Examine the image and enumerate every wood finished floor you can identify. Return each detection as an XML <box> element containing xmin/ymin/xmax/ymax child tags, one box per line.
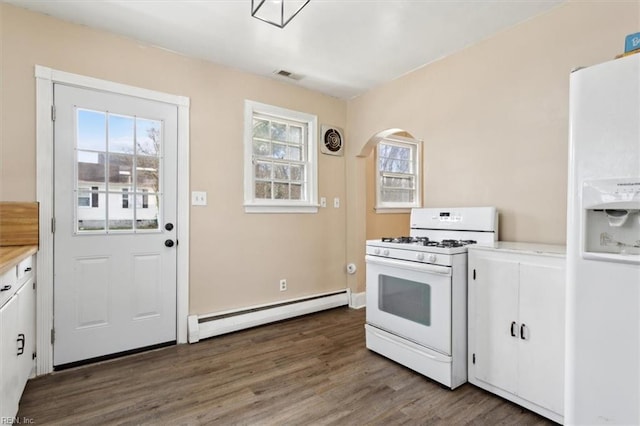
<box><xmin>18</xmin><ymin>307</ymin><xmax>553</xmax><ymax>425</ymax></box>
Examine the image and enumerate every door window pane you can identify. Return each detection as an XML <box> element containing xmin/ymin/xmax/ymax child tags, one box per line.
<box><xmin>136</xmin><ymin>118</ymin><xmax>161</xmax><ymax>156</ymax></box>
<box><xmin>108</xmin><ymin>114</ymin><xmax>134</xmax><ymax>154</ymax></box>
<box><xmin>77</xmin><ymin>190</ymin><xmax>105</xmax><ymax>231</ymax></box>
<box><xmin>108</xmin><ymin>192</ymin><xmax>133</xmax><ymax>231</ymax></box>
<box><xmin>136</xmin><ymin>192</ymin><xmax>159</xmax><ymax>230</ymax></box>
<box><xmin>77</xmin><ymin>151</ymin><xmax>106</xmax><ymax>186</ymax></box>
<box><xmin>109</xmin><ymin>154</ymin><xmax>134</xmax><ymax>185</ymax></box>
<box><xmin>136</xmin><ymin>156</ymin><xmax>160</xmax><ymax>193</ymax></box>
<box><xmin>77</xmin><ymin>109</ymin><xmax>106</xmax><ymax>151</ymax></box>
<box><xmin>379</xmin><ymin>275</ymin><xmax>431</xmax><ymax>326</ymax></box>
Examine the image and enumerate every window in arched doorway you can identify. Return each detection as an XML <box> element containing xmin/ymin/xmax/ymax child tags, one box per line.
<box><xmin>375</xmin><ymin>135</ymin><xmax>422</xmax><ymax>212</ymax></box>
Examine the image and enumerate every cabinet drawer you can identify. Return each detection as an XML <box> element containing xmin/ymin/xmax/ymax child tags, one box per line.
<box><xmin>16</xmin><ymin>257</ymin><xmax>33</xmax><ymax>281</ymax></box>
<box><xmin>0</xmin><ymin>266</ymin><xmax>18</xmax><ymax>307</ymax></box>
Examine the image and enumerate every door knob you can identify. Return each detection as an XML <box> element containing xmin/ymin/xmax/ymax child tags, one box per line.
<box><xmin>165</xmin><ymin>223</ymin><xmax>174</xmax><ymax>231</ymax></box>
<box><xmin>164</xmin><ymin>239</ymin><xmax>175</xmax><ymax>248</ymax></box>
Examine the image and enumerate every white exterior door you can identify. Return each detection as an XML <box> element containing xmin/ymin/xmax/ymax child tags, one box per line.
<box><xmin>53</xmin><ymin>84</ymin><xmax>178</xmax><ymax>366</ymax></box>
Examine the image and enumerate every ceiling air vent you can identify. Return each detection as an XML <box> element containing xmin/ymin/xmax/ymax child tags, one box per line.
<box><xmin>273</xmin><ymin>69</ymin><xmax>304</xmax><ymax>81</ymax></box>
<box><xmin>320</xmin><ymin>125</ymin><xmax>344</xmax><ymax>156</ymax></box>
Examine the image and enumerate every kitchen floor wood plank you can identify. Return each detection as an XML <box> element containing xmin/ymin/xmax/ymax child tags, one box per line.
<box><xmin>18</xmin><ymin>307</ymin><xmax>554</xmax><ymax>425</ymax></box>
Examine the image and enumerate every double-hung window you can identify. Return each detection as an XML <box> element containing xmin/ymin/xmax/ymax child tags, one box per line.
<box><xmin>376</xmin><ymin>136</ymin><xmax>422</xmax><ymax>212</ymax></box>
<box><xmin>244</xmin><ymin>100</ymin><xmax>318</xmax><ymax>213</ymax></box>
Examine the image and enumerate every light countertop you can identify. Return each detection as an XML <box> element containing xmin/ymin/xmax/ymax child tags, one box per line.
<box><xmin>0</xmin><ymin>245</ymin><xmax>38</xmax><ymax>275</ymax></box>
<box><xmin>469</xmin><ymin>241</ymin><xmax>566</xmax><ymax>257</ymax></box>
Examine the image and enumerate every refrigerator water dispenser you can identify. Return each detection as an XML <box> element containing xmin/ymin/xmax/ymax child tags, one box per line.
<box><xmin>582</xmin><ymin>178</ymin><xmax>640</xmax><ymax>262</ymax></box>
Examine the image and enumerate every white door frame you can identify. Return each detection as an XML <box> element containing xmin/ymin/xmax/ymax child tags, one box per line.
<box><xmin>35</xmin><ymin>65</ymin><xmax>190</xmax><ymax>375</ymax></box>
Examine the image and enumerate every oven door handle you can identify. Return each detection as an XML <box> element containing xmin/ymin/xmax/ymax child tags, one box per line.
<box><xmin>365</xmin><ymin>255</ymin><xmax>452</xmax><ymax>276</ymax></box>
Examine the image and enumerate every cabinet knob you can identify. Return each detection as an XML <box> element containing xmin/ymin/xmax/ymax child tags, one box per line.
<box><xmin>510</xmin><ymin>321</ymin><xmax>517</xmax><ymax>337</ymax></box>
<box><xmin>0</xmin><ymin>285</ymin><xmax>11</xmax><ymax>292</ymax></box>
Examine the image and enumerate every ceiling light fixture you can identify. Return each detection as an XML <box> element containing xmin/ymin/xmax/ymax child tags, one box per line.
<box><xmin>251</xmin><ymin>0</ymin><xmax>310</xmax><ymax>29</ymax></box>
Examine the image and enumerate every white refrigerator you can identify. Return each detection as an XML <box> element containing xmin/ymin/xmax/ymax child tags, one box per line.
<box><xmin>566</xmin><ymin>54</ymin><xmax>640</xmax><ymax>425</ymax></box>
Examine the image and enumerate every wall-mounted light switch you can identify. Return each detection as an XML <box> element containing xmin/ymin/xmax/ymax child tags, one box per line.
<box><xmin>320</xmin><ymin>197</ymin><xmax>327</xmax><ymax>208</ymax></box>
<box><xmin>334</xmin><ymin>197</ymin><xmax>340</xmax><ymax>208</ymax></box>
<box><xmin>192</xmin><ymin>191</ymin><xmax>207</xmax><ymax>206</ymax></box>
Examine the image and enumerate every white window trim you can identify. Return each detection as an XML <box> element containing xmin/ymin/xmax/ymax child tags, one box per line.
<box><xmin>35</xmin><ymin>65</ymin><xmax>190</xmax><ymax>375</ymax></box>
<box><xmin>243</xmin><ymin>100</ymin><xmax>318</xmax><ymax>214</ymax></box>
<box><xmin>375</xmin><ymin>135</ymin><xmax>422</xmax><ymax>213</ymax></box>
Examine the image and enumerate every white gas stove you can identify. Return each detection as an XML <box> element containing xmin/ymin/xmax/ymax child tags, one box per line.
<box><xmin>365</xmin><ymin>207</ymin><xmax>498</xmax><ymax>389</ymax></box>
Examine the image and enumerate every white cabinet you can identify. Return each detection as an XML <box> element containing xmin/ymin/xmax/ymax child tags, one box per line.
<box><xmin>0</xmin><ymin>294</ymin><xmax>20</xmax><ymax>420</ymax></box>
<box><xmin>0</xmin><ymin>255</ymin><xmax>36</xmax><ymax>423</ymax></box>
<box><xmin>468</xmin><ymin>243</ymin><xmax>565</xmax><ymax>424</ymax></box>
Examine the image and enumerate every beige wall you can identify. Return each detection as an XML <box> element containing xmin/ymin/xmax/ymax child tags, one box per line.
<box><xmin>346</xmin><ymin>1</ymin><xmax>639</xmax><ymax>293</ymax></box>
<box><xmin>0</xmin><ymin>4</ymin><xmax>347</xmax><ymax>315</ymax></box>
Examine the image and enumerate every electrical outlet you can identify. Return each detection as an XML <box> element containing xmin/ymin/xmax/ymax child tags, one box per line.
<box><xmin>191</xmin><ymin>191</ymin><xmax>207</xmax><ymax>206</ymax></box>
<box><xmin>279</xmin><ymin>279</ymin><xmax>287</xmax><ymax>291</ymax></box>
<box><xmin>333</xmin><ymin>197</ymin><xmax>340</xmax><ymax>208</ymax></box>
<box><xmin>320</xmin><ymin>197</ymin><xmax>327</xmax><ymax>208</ymax></box>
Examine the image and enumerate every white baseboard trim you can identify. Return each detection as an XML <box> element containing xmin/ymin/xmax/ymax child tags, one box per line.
<box><xmin>188</xmin><ymin>290</ymin><xmax>349</xmax><ymax>343</ymax></box>
<box><xmin>350</xmin><ymin>291</ymin><xmax>366</xmax><ymax>309</ymax></box>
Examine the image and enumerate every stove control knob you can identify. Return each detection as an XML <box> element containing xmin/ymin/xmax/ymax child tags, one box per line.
<box><xmin>427</xmin><ymin>254</ymin><xmax>437</xmax><ymax>263</ymax></box>
<box><xmin>373</xmin><ymin>248</ymin><xmax>381</xmax><ymax>255</ymax></box>
<box><xmin>416</xmin><ymin>253</ymin><xmax>425</xmax><ymax>261</ymax></box>
<box><xmin>383</xmin><ymin>249</ymin><xmax>390</xmax><ymax>256</ymax></box>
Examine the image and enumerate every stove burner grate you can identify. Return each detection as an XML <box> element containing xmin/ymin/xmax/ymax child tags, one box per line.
<box><xmin>381</xmin><ymin>236</ymin><xmax>477</xmax><ymax>248</ymax></box>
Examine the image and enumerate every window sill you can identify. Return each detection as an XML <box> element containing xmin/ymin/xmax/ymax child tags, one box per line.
<box><xmin>374</xmin><ymin>207</ymin><xmax>413</xmax><ymax>214</ymax></box>
<box><xmin>244</xmin><ymin>204</ymin><xmax>319</xmax><ymax>214</ymax></box>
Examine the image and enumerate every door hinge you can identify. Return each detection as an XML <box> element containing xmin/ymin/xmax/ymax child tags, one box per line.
<box><xmin>473</xmin><ymin>269</ymin><xmax>476</xmax><ymax>280</ymax></box>
<box><xmin>51</xmin><ymin>105</ymin><xmax>56</xmax><ymax>121</ymax></box>
<box><xmin>50</xmin><ymin>328</ymin><xmax>55</xmax><ymax>344</ymax></box>
<box><xmin>51</xmin><ymin>217</ymin><xmax>56</xmax><ymax>233</ymax></box>
<box><xmin>472</xmin><ymin>353</ymin><xmax>476</xmax><ymax>364</ymax></box>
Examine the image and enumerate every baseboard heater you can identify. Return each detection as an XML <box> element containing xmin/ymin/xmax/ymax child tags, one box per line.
<box><xmin>187</xmin><ymin>289</ymin><xmax>350</xmax><ymax>343</ymax></box>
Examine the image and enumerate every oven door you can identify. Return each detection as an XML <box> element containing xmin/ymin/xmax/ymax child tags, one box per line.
<box><xmin>365</xmin><ymin>255</ymin><xmax>452</xmax><ymax>355</ymax></box>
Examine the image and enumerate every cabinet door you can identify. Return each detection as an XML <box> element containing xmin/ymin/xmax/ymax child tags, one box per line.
<box><xmin>0</xmin><ymin>296</ymin><xmax>20</xmax><ymax>420</ymax></box>
<box><xmin>17</xmin><ymin>281</ymin><xmax>36</xmax><ymax>387</ymax></box>
<box><xmin>473</xmin><ymin>255</ymin><xmax>520</xmax><ymax>394</ymax></box>
<box><xmin>518</xmin><ymin>261</ymin><xmax>565</xmax><ymax>415</ymax></box>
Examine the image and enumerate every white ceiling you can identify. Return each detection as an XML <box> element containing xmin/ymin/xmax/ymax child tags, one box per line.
<box><xmin>4</xmin><ymin>0</ymin><xmax>565</xmax><ymax>99</ymax></box>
